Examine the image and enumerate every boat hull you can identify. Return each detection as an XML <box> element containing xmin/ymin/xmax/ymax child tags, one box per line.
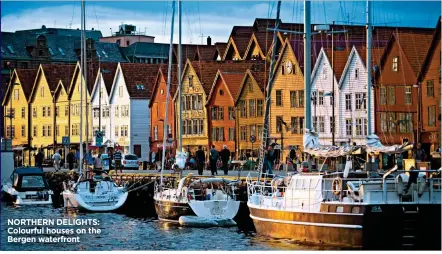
<box><xmin>62</xmin><ymin>191</ymin><xmax>128</xmax><ymax>212</ymax></box>
<box><xmin>249</xmin><ymin>204</ymin><xmax>442</xmax><ymax>249</ymax></box>
<box><xmin>189</xmin><ymin>200</ymin><xmax>240</xmax><ymax>220</ymax></box>
<box><xmin>154</xmin><ymin>199</ymin><xmax>194</xmax><ymax>222</ymax></box>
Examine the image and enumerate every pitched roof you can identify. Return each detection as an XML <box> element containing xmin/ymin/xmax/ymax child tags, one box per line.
<box><xmin>253</xmin><ymin>18</ymin><xmax>281</xmax><ymax>32</ymax></box>
<box><xmin>149</xmin><ymin>64</ymin><xmax>179</xmax><ymax>108</ymax></box>
<box><xmin>395</xmin><ymin>30</ymin><xmax>434</xmax><ymax>76</ymax></box>
<box><xmin>16</xmin><ymin>69</ymin><xmax>38</xmax><ymax>101</ymax></box>
<box><xmin>194</xmin><ymin>45</ymin><xmax>218</xmax><ymax>61</ymax></box>
<box><xmin>206</xmin><ymin>71</ymin><xmax>245</xmax><ymax>104</ymax></box>
<box><xmin>188</xmin><ymin>60</ymin><xmax>265</xmax><ymax>96</ymax></box>
<box><xmin>40</xmin><ymin>63</ymin><xmax>77</xmax><ymax>92</ymax></box>
<box><xmin>323</xmin><ymin>48</ymin><xmax>353</xmax><ymax>81</ymax></box>
<box><xmin>234</xmin><ymin>69</ymin><xmax>268</xmax><ymax>105</ymax></box>
<box><xmin>418</xmin><ymin>17</ymin><xmax>441</xmax><ymax>81</ymax></box>
<box><xmin>173</xmin><ymin>44</ymin><xmax>199</xmax><ymax>64</ymax></box>
<box><xmin>100</xmin><ymin>63</ymin><xmax>119</xmax><ymax>95</ymax></box>
<box><xmin>123</xmin><ymin>42</ymin><xmax>169</xmax><ymax>60</ymax></box>
<box><xmin>215</xmin><ymin>42</ymin><xmax>228</xmax><ymax>58</ymax></box>
<box><xmin>120</xmin><ymin>63</ymin><xmax>160</xmax><ymax>99</ymax></box>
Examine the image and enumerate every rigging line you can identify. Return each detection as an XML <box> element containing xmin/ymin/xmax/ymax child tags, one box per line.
<box><xmin>93</xmin><ymin>3</ymin><xmax>100</xmax><ymax>31</ymax></box>
<box><xmin>70</xmin><ymin>1</ymin><xmax>76</xmax><ymax>29</ymax></box>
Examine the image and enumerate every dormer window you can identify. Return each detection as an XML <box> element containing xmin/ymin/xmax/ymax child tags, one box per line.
<box><xmin>136</xmin><ymin>84</ymin><xmax>145</xmax><ymax>90</ymax></box>
<box><xmin>101</xmin><ymin>51</ymin><xmax>108</xmax><ymax>58</ymax></box>
<box><xmin>188</xmin><ymin>75</ymin><xmax>193</xmax><ymax>87</ymax></box>
<box><xmin>58</xmin><ymin>48</ymin><xmax>65</xmax><ymax>56</ymax></box>
<box><xmin>392</xmin><ymin>57</ymin><xmax>399</xmax><ymax>72</ymax></box>
<box><xmin>7</xmin><ymin>45</ymin><xmax>15</xmax><ymax>54</ymax></box>
<box><xmin>48</xmin><ymin>48</ymin><xmax>54</xmax><ymax>56</ymax></box>
<box><xmin>37</xmin><ymin>36</ymin><xmax>46</xmax><ymax>47</ymax></box>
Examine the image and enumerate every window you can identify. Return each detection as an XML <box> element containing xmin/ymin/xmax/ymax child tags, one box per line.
<box><xmin>228</xmin><ymin>128</ymin><xmax>235</xmax><ymax>141</ymax></box>
<box><xmin>239</xmin><ymin>100</ymin><xmax>247</xmax><ymax>117</ymax></box>
<box><xmin>313</xmin><ymin>117</ymin><xmax>317</xmax><ymax>132</ymax></box>
<box><xmin>392</xmin><ymin>57</ymin><xmax>398</xmax><ymax>72</ymax></box>
<box><xmin>298</xmin><ymin>91</ymin><xmax>304</xmax><ymax>107</ymax></box>
<box><xmin>318</xmin><ymin>91</ymin><xmax>324</xmax><ymax>105</ymax></box>
<box><xmin>72</xmin><ymin>124</ymin><xmax>79</xmax><ymax>136</ymax></box>
<box><xmin>380</xmin><ymin>87</ymin><xmax>386</xmax><ymax>105</ymax></box>
<box><xmin>228</xmin><ymin>107</ymin><xmax>234</xmax><ymax>120</ymax></box>
<box><xmin>387</xmin><ymin>86</ymin><xmax>395</xmax><ymax>105</ymax></box>
<box><xmin>345</xmin><ymin>94</ymin><xmax>352</xmax><ymax>111</ymax></box>
<box><xmin>13</xmin><ymin>89</ymin><xmax>19</xmax><ymax>100</ymax></box>
<box><xmin>257</xmin><ymin>99</ymin><xmax>263</xmax><ymax>116</ymax></box>
<box><xmin>323</xmin><ymin>64</ymin><xmax>327</xmax><ymax>79</ymax></box>
<box><xmin>398</xmin><ymin>113</ymin><xmax>413</xmax><ymax>132</ymax></box>
<box><xmin>93</xmin><ymin>108</ymin><xmax>99</xmax><ymax>118</ymax></box>
<box><xmin>33</xmin><ymin>107</ymin><xmax>37</xmax><ymax>117</ymax></box>
<box><xmin>33</xmin><ymin>126</ymin><xmax>37</xmax><ymax>137</ymax></box>
<box><xmin>42</xmin><ymin>125</ymin><xmax>46</xmax><ymax>137</ymax></box>
<box><xmin>183</xmin><ymin>120</ymin><xmax>188</xmax><ymax>135</ymax></box>
<box><xmin>290</xmin><ymin>91</ymin><xmax>297</xmax><ymax>108</ymax></box>
<box><xmin>345</xmin><ymin>119</ymin><xmax>352</xmax><ymax>136</ymax></box>
<box><xmin>218</xmin><ymin>106</ymin><xmax>224</xmax><ymax>120</ymax></box>
<box><xmin>118</xmin><ymin>86</ymin><xmax>123</xmax><ymax>97</ymax></box>
<box><xmin>312</xmin><ymin>92</ymin><xmax>317</xmax><ymax>105</ymax></box>
<box><xmin>427</xmin><ymin>80</ymin><xmax>434</xmax><ymax>97</ymax></box>
<box><xmin>193</xmin><ymin>119</ymin><xmax>198</xmax><ymax>135</ymax></box>
<box><xmin>121</xmin><ymin>125</ymin><xmax>128</xmax><ymax>137</ymax></box>
<box><xmin>167</xmin><ymin>125</ymin><xmax>172</xmax><ymax>135</ymax></box>
<box><xmin>115</xmin><ymin>126</ymin><xmax>119</xmax><ymax>137</ymax></box>
<box><xmin>250</xmin><ymin>125</ymin><xmax>256</xmax><ymax>137</ymax></box>
<box><xmin>21</xmin><ymin>107</ymin><xmax>25</xmax><ymax>119</ymax></box>
<box><xmin>219</xmin><ymin>89</ymin><xmax>224</xmax><ymax>96</ymax></box>
<box><xmin>47</xmin><ymin>107</ymin><xmax>51</xmax><ymax>117</ymax></box>
<box><xmin>275</xmin><ymin>90</ymin><xmax>282</xmax><ymax>106</ymax></box>
<box><xmin>257</xmin><ymin>125</ymin><xmax>263</xmax><ymax>140</ymax></box>
<box><xmin>318</xmin><ymin>116</ymin><xmax>324</xmax><ymax>133</ymax></box>
<box><xmin>355</xmin><ymin>118</ymin><xmax>363</xmax><ymax>136</ymax></box>
<box><xmin>291</xmin><ymin>117</ymin><xmax>298</xmax><ymax>134</ymax></box>
<box><xmin>211</xmin><ymin>127</ymin><xmax>224</xmax><ymax>141</ymax></box>
<box><xmin>428</xmin><ymin>106</ymin><xmax>436</xmax><ymax>126</ymax></box>
<box><xmin>153</xmin><ymin>126</ymin><xmax>158</xmax><ymax>140</ymax></box>
<box><xmin>240</xmin><ymin>126</ymin><xmax>247</xmax><ymax>141</ymax></box>
<box><xmin>40</xmin><ymin>87</ymin><xmax>44</xmax><ymax>97</ymax></box>
<box><xmin>404</xmin><ymin>86</ymin><xmax>412</xmax><ymax>105</ymax></box>
<box><xmin>115</xmin><ymin>106</ymin><xmax>119</xmax><ymax>117</ymax></box>
<box><xmin>355</xmin><ymin>93</ymin><xmax>366</xmax><ymax>110</ymax></box>
<box><xmin>42</xmin><ymin>106</ymin><xmax>46</xmax><ymax>117</ymax></box>
<box><xmin>299</xmin><ymin>117</ymin><xmax>304</xmax><ymax>134</ymax></box>
<box><xmin>199</xmin><ymin>119</ymin><xmax>204</xmax><ymax>135</ymax></box>
<box><xmin>276</xmin><ymin>116</ymin><xmax>283</xmax><ymax>133</ymax></box>
<box><xmin>65</xmin><ymin>106</ymin><xmax>69</xmax><ymax>116</ymax></box>
<box><xmin>102</xmin><ymin>126</ymin><xmax>106</xmax><ymax>136</ymax></box>
<box><xmin>47</xmin><ymin>125</ymin><xmax>52</xmax><ymax>137</ymax></box>
<box><xmin>185</xmin><ymin>95</ymin><xmax>191</xmax><ymax>110</ymax></box>
<box><xmin>6</xmin><ymin>126</ymin><xmax>15</xmax><ymax>138</ymax></box>
<box><xmin>188</xmin><ymin>75</ymin><xmax>193</xmax><ymax>87</ymax></box>
<box><xmin>121</xmin><ymin>105</ymin><xmax>129</xmax><ymax>117</ymax></box>
<box><xmin>388</xmin><ymin>113</ymin><xmax>396</xmax><ymax>132</ymax></box>
<box><xmin>249</xmin><ymin>100</ymin><xmax>255</xmax><ymax>117</ymax></box>
<box><xmin>65</xmin><ymin>125</ymin><xmax>69</xmax><ymax>136</ymax></box>
<box><xmin>211</xmin><ymin>106</ymin><xmax>224</xmax><ymax>120</ymax></box>
<box><xmin>355</xmin><ymin>68</ymin><xmax>359</xmax><ymax>80</ymax></box>
<box><xmin>21</xmin><ymin>125</ymin><xmax>25</xmax><ymax>137</ymax></box>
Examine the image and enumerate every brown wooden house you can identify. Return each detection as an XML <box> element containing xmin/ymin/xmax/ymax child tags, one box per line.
<box><xmin>375</xmin><ymin>30</ymin><xmax>434</xmax><ymax>145</ymax></box>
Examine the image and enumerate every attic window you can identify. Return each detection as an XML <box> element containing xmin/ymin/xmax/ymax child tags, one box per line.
<box><xmin>101</xmin><ymin>51</ymin><xmax>108</xmax><ymax>58</ymax></box>
<box><xmin>160</xmin><ymin>89</ymin><xmax>164</xmax><ymax>95</ymax></box>
<box><xmin>219</xmin><ymin>90</ymin><xmax>224</xmax><ymax>96</ymax></box>
<box><xmin>48</xmin><ymin>47</ymin><xmax>55</xmax><ymax>56</ymax></box>
<box><xmin>392</xmin><ymin>57</ymin><xmax>399</xmax><ymax>72</ymax></box>
<box><xmin>7</xmin><ymin>45</ymin><xmax>15</xmax><ymax>54</ymax></box>
<box><xmin>136</xmin><ymin>84</ymin><xmax>145</xmax><ymax>90</ymax></box>
<box><xmin>96</xmin><ymin>51</ymin><xmax>101</xmax><ymax>57</ymax></box>
<box><xmin>188</xmin><ymin>75</ymin><xmax>193</xmax><ymax>87</ymax></box>
<box><xmin>58</xmin><ymin>48</ymin><xmax>65</xmax><ymax>56</ymax></box>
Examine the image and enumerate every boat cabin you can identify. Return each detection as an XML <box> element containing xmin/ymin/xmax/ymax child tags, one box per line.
<box><xmin>10</xmin><ymin>167</ymin><xmax>50</xmax><ymax>192</ymax></box>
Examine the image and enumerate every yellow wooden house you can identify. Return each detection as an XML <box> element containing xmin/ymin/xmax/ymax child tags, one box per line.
<box><xmin>234</xmin><ymin>69</ymin><xmax>267</xmax><ymax>158</ymax></box>
<box><xmin>269</xmin><ymin>39</ymin><xmax>305</xmax><ymax>160</ymax></box>
<box><xmin>54</xmin><ymin>78</ymin><xmax>72</xmax><ymax>145</ymax></box>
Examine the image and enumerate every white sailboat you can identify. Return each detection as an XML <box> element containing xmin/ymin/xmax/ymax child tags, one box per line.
<box><xmin>61</xmin><ymin>0</ymin><xmax>128</xmax><ymax>212</ymax></box>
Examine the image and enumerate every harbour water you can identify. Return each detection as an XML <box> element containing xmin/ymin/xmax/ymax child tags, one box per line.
<box><xmin>1</xmin><ymin>204</ymin><xmax>333</xmax><ymax>251</ymax></box>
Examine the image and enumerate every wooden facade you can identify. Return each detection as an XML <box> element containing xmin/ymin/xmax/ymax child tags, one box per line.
<box><xmin>375</xmin><ymin>31</ymin><xmax>434</xmax><ymax>145</ymax></box>
<box><xmin>269</xmin><ymin>39</ymin><xmax>305</xmax><ymax>160</ymax></box>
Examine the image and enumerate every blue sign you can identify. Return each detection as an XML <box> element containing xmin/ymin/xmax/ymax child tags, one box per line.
<box><xmin>62</xmin><ymin>136</ymin><xmax>70</xmax><ymax>146</ymax></box>
<box><xmin>96</xmin><ymin>131</ymin><xmax>103</xmax><ymax>147</ymax></box>
<box><xmin>250</xmin><ymin>135</ymin><xmax>256</xmax><ymax>144</ymax></box>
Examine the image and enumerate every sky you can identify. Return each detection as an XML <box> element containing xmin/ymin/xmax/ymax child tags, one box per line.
<box><xmin>1</xmin><ymin>1</ymin><xmax>440</xmax><ymax>44</ymax></box>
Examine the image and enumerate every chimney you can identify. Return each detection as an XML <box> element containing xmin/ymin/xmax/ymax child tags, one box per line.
<box><xmin>207</xmin><ymin>36</ymin><xmax>212</xmax><ymax>46</ymax></box>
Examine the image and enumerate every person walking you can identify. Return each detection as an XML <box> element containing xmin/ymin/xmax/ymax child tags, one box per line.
<box><xmin>195</xmin><ymin>146</ymin><xmax>205</xmax><ymax>176</ymax></box>
<box><xmin>415</xmin><ymin>143</ymin><xmax>426</xmax><ymax>162</ymax></box>
<box><xmin>94</xmin><ymin>153</ymin><xmax>103</xmax><ymax>170</ymax></box>
<box><xmin>209</xmin><ymin>145</ymin><xmax>219</xmax><ymax>176</ymax></box>
<box><xmin>265</xmin><ymin>145</ymin><xmax>275</xmax><ymax>175</ymax></box>
<box><xmin>67</xmin><ymin>150</ymin><xmax>75</xmax><ymax>171</ymax></box>
<box><xmin>52</xmin><ymin>150</ymin><xmax>62</xmax><ymax>172</ymax></box>
<box><xmin>114</xmin><ymin>149</ymin><xmax>122</xmax><ymax>174</ymax></box>
<box><xmin>108</xmin><ymin>150</ymin><xmax>114</xmax><ymax>172</ymax></box>
<box><xmin>220</xmin><ymin>145</ymin><xmax>230</xmax><ymax>175</ymax></box>
<box><xmin>35</xmin><ymin>149</ymin><xmax>44</xmax><ymax>170</ymax></box>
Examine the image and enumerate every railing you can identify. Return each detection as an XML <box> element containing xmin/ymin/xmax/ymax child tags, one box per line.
<box><xmin>246</xmin><ymin>172</ymin><xmax>441</xmax><ymax>211</ymax></box>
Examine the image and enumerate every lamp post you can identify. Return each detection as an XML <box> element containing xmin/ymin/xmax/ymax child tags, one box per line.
<box><xmin>413</xmin><ymin>82</ymin><xmax>421</xmax><ymax>143</ymax></box>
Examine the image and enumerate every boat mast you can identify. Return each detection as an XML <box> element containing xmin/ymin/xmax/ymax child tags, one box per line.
<box><xmin>366</xmin><ymin>0</ymin><xmax>372</xmax><ymax>136</ymax></box>
<box><xmin>160</xmin><ymin>0</ymin><xmax>176</xmax><ymax>186</ymax></box>
<box><xmin>79</xmin><ymin>0</ymin><xmax>85</xmax><ymax>174</ymax></box>
<box><xmin>256</xmin><ymin>0</ymin><xmax>281</xmax><ymax>173</ymax></box>
<box><xmin>178</xmin><ymin>0</ymin><xmax>182</xmax><ymax>153</ymax></box>
<box><xmin>304</xmin><ymin>0</ymin><xmax>312</xmax><ymax>133</ymax></box>
<box><xmin>84</xmin><ymin>1</ymin><xmax>89</xmax><ymax>159</ymax></box>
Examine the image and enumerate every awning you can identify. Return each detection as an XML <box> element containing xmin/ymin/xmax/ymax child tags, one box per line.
<box><xmin>305</xmin><ymin>145</ymin><xmax>365</xmax><ymax>158</ymax></box>
<box><xmin>12</xmin><ymin>145</ymin><xmax>26</xmax><ymax>151</ymax></box>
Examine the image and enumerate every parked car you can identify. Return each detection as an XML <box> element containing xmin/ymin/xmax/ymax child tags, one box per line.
<box><xmin>122</xmin><ymin>154</ymin><xmax>140</xmax><ymax>169</ymax></box>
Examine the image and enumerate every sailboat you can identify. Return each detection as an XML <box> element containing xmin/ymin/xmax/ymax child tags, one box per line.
<box><xmin>61</xmin><ymin>0</ymin><xmax>128</xmax><ymax>212</ymax></box>
<box><xmin>153</xmin><ymin>1</ymin><xmax>241</xmax><ymax>225</ymax></box>
<box><xmin>246</xmin><ymin>0</ymin><xmax>441</xmax><ymax>249</ymax></box>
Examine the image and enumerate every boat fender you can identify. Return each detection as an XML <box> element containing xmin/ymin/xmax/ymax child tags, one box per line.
<box><xmin>396</xmin><ymin>173</ymin><xmax>409</xmax><ymax>196</ymax></box>
<box><xmin>417</xmin><ymin>173</ymin><xmax>426</xmax><ymax>197</ymax></box>
<box><xmin>332</xmin><ymin>177</ymin><xmax>342</xmax><ymax>196</ymax></box>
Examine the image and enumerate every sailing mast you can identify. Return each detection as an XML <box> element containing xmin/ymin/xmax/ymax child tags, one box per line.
<box><xmin>366</xmin><ymin>0</ymin><xmax>372</xmax><ymax>136</ymax></box>
<box><xmin>178</xmin><ymin>0</ymin><xmax>182</xmax><ymax>153</ymax></box>
<box><xmin>304</xmin><ymin>1</ymin><xmax>312</xmax><ymax>134</ymax></box>
<box><xmin>79</xmin><ymin>0</ymin><xmax>85</xmax><ymax>173</ymax></box>
<box><xmin>160</xmin><ymin>1</ymin><xmax>176</xmax><ymax>186</ymax></box>
<box><xmin>84</xmin><ymin>1</ymin><xmax>89</xmax><ymax>159</ymax></box>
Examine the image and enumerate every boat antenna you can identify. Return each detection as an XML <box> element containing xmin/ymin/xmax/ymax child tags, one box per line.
<box><xmin>256</xmin><ymin>0</ymin><xmax>281</xmax><ymax>176</ymax></box>
<box><xmin>160</xmin><ymin>0</ymin><xmax>176</xmax><ymax>186</ymax></box>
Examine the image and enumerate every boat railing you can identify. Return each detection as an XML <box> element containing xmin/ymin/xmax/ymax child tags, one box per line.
<box><xmin>246</xmin><ymin>172</ymin><xmax>441</xmax><ymax>210</ymax></box>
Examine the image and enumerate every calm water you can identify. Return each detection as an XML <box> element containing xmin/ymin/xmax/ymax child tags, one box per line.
<box><xmin>1</xmin><ymin>204</ymin><xmax>330</xmax><ymax>251</ymax></box>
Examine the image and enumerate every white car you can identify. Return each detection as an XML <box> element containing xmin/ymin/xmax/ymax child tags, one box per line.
<box><xmin>122</xmin><ymin>154</ymin><xmax>140</xmax><ymax>169</ymax></box>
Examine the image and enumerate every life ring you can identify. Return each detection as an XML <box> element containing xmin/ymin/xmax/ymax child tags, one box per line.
<box><xmin>332</xmin><ymin>177</ymin><xmax>342</xmax><ymax>196</ymax></box>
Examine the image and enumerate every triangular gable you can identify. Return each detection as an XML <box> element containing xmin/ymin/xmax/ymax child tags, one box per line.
<box><xmin>418</xmin><ymin>17</ymin><xmax>441</xmax><ymax>81</ymax></box>
<box><xmin>234</xmin><ymin>70</ymin><xmax>264</xmax><ymax>106</ymax></box>
<box><xmin>67</xmin><ymin>62</ymin><xmax>82</xmax><ymax>99</ymax></box>
<box><xmin>205</xmin><ymin>70</ymin><xmax>236</xmax><ymax>106</ymax></box>
<box><xmin>269</xmin><ymin>38</ymin><xmax>303</xmax><ymax>90</ymax></box>
<box><xmin>2</xmin><ymin>69</ymin><xmax>19</xmax><ymax>106</ymax></box>
<box><xmin>90</xmin><ymin>66</ymin><xmax>111</xmax><ymax>102</ymax></box>
<box><xmin>29</xmin><ymin>64</ymin><xmax>53</xmax><ymax>104</ymax></box>
<box><xmin>148</xmin><ymin>68</ymin><xmax>165</xmax><ymax>108</ymax></box>
<box><xmin>310</xmin><ymin>47</ymin><xmax>340</xmax><ymax>88</ymax></box>
<box><xmin>108</xmin><ymin>62</ymin><xmax>124</xmax><ymax>103</ymax></box>
<box><xmin>222</xmin><ymin>37</ymin><xmax>241</xmax><ymax>60</ymax></box>
<box><xmin>243</xmin><ymin>34</ymin><xmax>262</xmax><ymax>60</ymax></box>
<box><xmin>54</xmin><ymin>80</ymin><xmax>68</xmax><ymax>102</ymax></box>
<box><xmin>338</xmin><ymin>46</ymin><xmax>365</xmax><ymax>89</ymax></box>
<box><xmin>172</xmin><ymin>59</ymin><xmax>192</xmax><ymax>100</ymax></box>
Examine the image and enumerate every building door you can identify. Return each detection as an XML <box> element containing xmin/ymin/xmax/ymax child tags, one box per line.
<box><xmin>133</xmin><ymin>145</ymin><xmax>141</xmax><ymax>158</ymax></box>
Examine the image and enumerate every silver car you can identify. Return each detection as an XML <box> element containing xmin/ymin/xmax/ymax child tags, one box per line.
<box><xmin>122</xmin><ymin>154</ymin><xmax>140</xmax><ymax>169</ymax></box>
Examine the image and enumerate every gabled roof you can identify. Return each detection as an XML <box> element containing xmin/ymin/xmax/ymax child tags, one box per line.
<box><xmin>90</xmin><ymin>62</ymin><xmax>119</xmax><ymax>100</ymax></box>
<box><xmin>31</xmin><ymin>63</ymin><xmax>76</xmax><ymax>102</ymax></box>
<box><xmin>323</xmin><ymin>47</ymin><xmax>353</xmax><ymax>82</ymax></box>
<box><xmin>182</xmin><ymin>60</ymin><xmax>265</xmax><ymax>98</ymax></box>
<box><xmin>243</xmin><ymin>32</ymin><xmax>274</xmax><ymax>60</ymax></box>
<box><xmin>194</xmin><ymin>45</ymin><xmax>218</xmax><ymax>61</ymax></box>
<box><xmin>253</xmin><ymin>18</ymin><xmax>281</xmax><ymax>32</ymax></box>
<box><xmin>119</xmin><ymin>63</ymin><xmax>161</xmax><ymax>99</ymax></box>
<box><xmin>206</xmin><ymin>70</ymin><xmax>245</xmax><ymax>105</ymax></box>
<box><xmin>379</xmin><ymin>29</ymin><xmax>434</xmax><ymax>78</ymax></box>
<box><xmin>223</xmin><ymin>26</ymin><xmax>254</xmax><ymax>60</ymax></box>
<box><xmin>173</xmin><ymin>44</ymin><xmax>200</xmax><ymax>64</ymax></box>
<box><xmin>418</xmin><ymin>17</ymin><xmax>441</xmax><ymax>81</ymax></box>
<box><xmin>2</xmin><ymin>69</ymin><xmax>37</xmax><ymax>105</ymax></box>
<box><xmin>215</xmin><ymin>42</ymin><xmax>228</xmax><ymax>59</ymax></box>
<box><xmin>234</xmin><ymin>69</ymin><xmax>267</xmax><ymax>105</ymax></box>
<box><xmin>149</xmin><ymin>64</ymin><xmax>178</xmax><ymax>108</ymax></box>
<box><xmin>123</xmin><ymin>42</ymin><xmax>169</xmax><ymax>61</ymax></box>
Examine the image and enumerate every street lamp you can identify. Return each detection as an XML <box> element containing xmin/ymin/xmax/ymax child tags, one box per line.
<box><xmin>413</xmin><ymin>82</ymin><xmax>421</xmax><ymax>144</ymax></box>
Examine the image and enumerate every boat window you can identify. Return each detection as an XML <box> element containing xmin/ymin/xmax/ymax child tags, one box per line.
<box><xmin>12</xmin><ymin>173</ymin><xmax>19</xmax><ymax>186</ymax></box>
<box><xmin>351</xmin><ymin>206</ymin><xmax>360</xmax><ymax>214</ymax></box>
<box><xmin>336</xmin><ymin>206</ymin><xmax>344</xmax><ymax>213</ymax></box>
<box><xmin>21</xmin><ymin>175</ymin><xmax>45</xmax><ymax>188</ymax></box>
<box><xmin>124</xmin><ymin>155</ymin><xmax>138</xmax><ymax>160</ymax></box>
